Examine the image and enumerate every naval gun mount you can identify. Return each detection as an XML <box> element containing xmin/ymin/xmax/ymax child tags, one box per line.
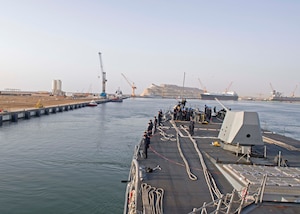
<box><xmin>218</xmin><ymin>110</ymin><xmax>264</xmax><ymax>155</ymax></box>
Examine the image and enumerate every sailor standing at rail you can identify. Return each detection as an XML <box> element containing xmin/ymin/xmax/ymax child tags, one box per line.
<box><xmin>189</xmin><ymin>117</ymin><xmax>195</xmax><ymax>136</ymax></box>
<box><xmin>158</xmin><ymin>110</ymin><xmax>163</xmax><ymax>126</ymax></box>
<box><xmin>143</xmin><ymin>132</ymin><xmax>150</xmax><ymax>159</ymax></box>
<box><xmin>147</xmin><ymin>120</ymin><xmax>153</xmax><ymax>136</ymax></box>
<box><xmin>154</xmin><ymin>116</ymin><xmax>158</xmax><ymax>133</ymax></box>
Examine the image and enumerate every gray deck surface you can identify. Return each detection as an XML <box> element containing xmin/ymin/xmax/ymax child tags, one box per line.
<box><xmin>134</xmin><ymin>117</ymin><xmax>300</xmax><ymax>213</ymax></box>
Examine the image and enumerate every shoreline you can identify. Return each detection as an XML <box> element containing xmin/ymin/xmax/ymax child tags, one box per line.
<box><xmin>0</xmin><ymin>95</ymin><xmax>105</xmax><ymax>112</ymax></box>
<box><xmin>0</xmin><ymin>95</ymin><xmax>110</xmax><ymax>125</ymax></box>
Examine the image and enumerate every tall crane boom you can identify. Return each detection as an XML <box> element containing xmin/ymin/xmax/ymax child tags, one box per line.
<box><xmin>291</xmin><ymin>85</ymin><xmax>298</xmax><ymax>97</ymax></box>
<box><xmin>98</xmin><ymin>52</ymin><xmax>107</xmax><ymax>98</ymax></box>
<box><xmin>225</xmin><ymin>81</ymin><xmax>233</xmax><ymax>93</ymax></box>
<box><xmin>269</xmin><ymin>82</ymin><xmax>274</xmax><ymax>91</ymax></box>
<box><xmin>198</xmin><ymin>78</ymin><xmax>207</xmax><ymax>93</ymax></box>
<box><xmin>121</xmin><ymin>73</ymin><xmax>137</xmax><ymax>97</ymax></box>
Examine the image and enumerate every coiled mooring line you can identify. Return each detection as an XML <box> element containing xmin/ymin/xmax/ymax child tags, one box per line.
<box><xmin>141</xmin><ymin>183</ymin><xmax>164</xmax><ymax>214</ymax></box>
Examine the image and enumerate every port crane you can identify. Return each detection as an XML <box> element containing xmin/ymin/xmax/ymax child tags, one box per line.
<box><xmin>269</xmin><ymin>83</ymin><xmax>274</xmax><ymax>92</ymax></box>
<box><xmin>198</xmin><ymin>78</ymin><xmax>207</xmax><ymax>93</ymax></box>
<box><xmin>225</xmin><ymin>81</ymin><xmax>233</xmax><ymax>93</ymax></box>
<box><xmin>98</xmin><ymin>52</ymin><xmax>107</xmax><ymax>98</ymax></box>
<box><xmin>121</xmin><ymin>73</ymin><xmax>137</xmax><ymax>97</ymax></box>
<box><xmin>291</xmin><ymin>85</ymin><xmax>298</xmax><ymax>97</ymax></box>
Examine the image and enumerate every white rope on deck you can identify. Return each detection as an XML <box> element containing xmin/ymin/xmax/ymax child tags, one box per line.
<box><xmin>157</xmin><ymin>126</ymin><xmax>176</xmax><ymax>142</ymax></box>
<box><xmin>182</xmin><ymin>125</ymin><xmax>222</xmax><ymax>201</ymax></box>
<box><xmin>169</xmin><ymin>120</ymin><xmax>198</xmax><ymax>181</ymax></box>
<box><xmin>141</xmin><ymin>183</ymin><xmax>164</xmax><ymax>214</ymax></box>
<box><xmin>171</xmin><ymin>120</ymin><xmax>222</xmax><ymax>202</ymax></box>
<box><xmin>176</xmin><ymin>133</ymin><xmax>198</xmax><ymax>181</ymax></box>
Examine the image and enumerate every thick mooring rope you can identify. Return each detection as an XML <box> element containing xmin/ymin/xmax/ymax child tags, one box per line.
<box><xmin>171</xmin><ymin>120</ymin><xmax>222</xmax><ymax>201</ymax></box>
<box><xmin>176</xmin><ymin>133</ymin><xmax>198</xmax><ymax>181</ymax></box>
<box><xmin>141</xmin><ymin>183</ymin><xmax>164</xmax><ymax>214</ymax></box>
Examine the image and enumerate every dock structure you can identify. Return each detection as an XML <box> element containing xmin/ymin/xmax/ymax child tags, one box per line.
<box><xmin>0</xmin><ymin>99</ymin><xmax>110</xmax><ymax>126</ymax></box>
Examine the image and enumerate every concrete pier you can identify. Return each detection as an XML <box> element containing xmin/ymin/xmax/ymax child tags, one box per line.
<box><xmin>0</xmin><ymin>99</ymin><xmax>112</xmax><ymax>126</ymax></box>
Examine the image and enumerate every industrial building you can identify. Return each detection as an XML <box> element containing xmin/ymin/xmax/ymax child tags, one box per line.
<box><xmin>52</xmin><ymin>79</ymin><xmax>64</xmax><ymax>96</ymax></box>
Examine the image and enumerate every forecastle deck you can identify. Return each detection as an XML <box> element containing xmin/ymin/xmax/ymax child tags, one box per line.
<box><xmin>124</xmin><ymin>113</ymin><xmax>300</xmax><ymax>214</ymax></box>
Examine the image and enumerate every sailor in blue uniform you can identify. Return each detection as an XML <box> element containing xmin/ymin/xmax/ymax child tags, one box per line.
<box><xmin>143</xmin><ymin>132</ymin><xmax>150</xmax><ymax>159</ymax></box>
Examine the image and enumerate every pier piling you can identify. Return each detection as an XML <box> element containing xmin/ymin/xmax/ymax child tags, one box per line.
<box><xmin>11</xmin><ymin>113</ymin><xmax>18</xmax><ymax>122</ymax></box>
<box><xmin>25</xmin><ymin>111</ymin><xmax>31</xmax><ymax>119</ymax></box>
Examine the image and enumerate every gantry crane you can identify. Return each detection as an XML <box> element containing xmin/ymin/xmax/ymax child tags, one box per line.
<box><xmin>98</xmin><ymin>52</ymin><xmax>107</xmax><ymax>98</ymax></box>
<box><xmin>121</xmin><ymin>73</ymin><xmax>137</xmax><ymax>97</ymax></box>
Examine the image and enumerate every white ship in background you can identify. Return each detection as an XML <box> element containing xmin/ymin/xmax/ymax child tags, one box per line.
<box><xmin>110</xmin><ymin>88</ymin><xmax>123</xmax><ymax>102</ymax></box>
<box><xmin>199</xmin><ymin>81</ymin><xmax>239</xmax><ymax>101</ymax></box>
<box><xmin>269</xmin><ymin>90</ymin><xmax>300</xmax><ymax>102</ymax></box>
<box><xmin>200</xmin><ymin>91</ymin><xmax>239</xmax><ymax>101</ymax></box>
<box><xmin>269</xmin><ymin>83</ymin><xmax>300</xmax><ymax>102</ymax></box>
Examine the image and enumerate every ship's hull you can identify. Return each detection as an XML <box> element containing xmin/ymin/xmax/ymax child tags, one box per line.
<box><xmin>270</xmin><ymin>96</ymin><xmax>300</xmax><ymax>102</ymax></box>
<box><xmin>87</xmin><ymin>100</ymin><xmax>98</xmax><ymax>106</ymax></box>
<box><xmin>110</xmin><ymin>97</ymin><xmax>123</xmax><ymax>102</ymax></box>
<box><xmin>201</xmin><ymin>93</ymin><xmax>238</xmax><ymax>101</ymax></box>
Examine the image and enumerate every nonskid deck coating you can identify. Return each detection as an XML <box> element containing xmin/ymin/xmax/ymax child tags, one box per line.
<box><xmin>132</xmin><ymin>116</ymin><xmax>300</xmax><ymax>213</ymax></box>
<box><xmin>137</xmin><ymin>118</ymin><xmax>236</xmax><ymax>213</ymax></box>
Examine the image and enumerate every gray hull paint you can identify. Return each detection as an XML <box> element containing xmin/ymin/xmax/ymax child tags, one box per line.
<box><xmin>201</xmin><ymin>94</ymin><xmax>238</xmax><ymax>101</ymax></box>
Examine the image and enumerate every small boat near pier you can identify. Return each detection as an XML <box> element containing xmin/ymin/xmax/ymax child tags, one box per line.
<box><xmin>110</xmin><ymin>88</ymin><xmax>123</xmax><ymax>102</ymax></box>
<box><xmin>87</xmin><ymin>100</ymin><xmax>98</xmax><ymax>107</ymax></box>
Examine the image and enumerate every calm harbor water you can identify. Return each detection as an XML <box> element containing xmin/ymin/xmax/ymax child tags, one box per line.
<box><xmin>0</xmin><ymin>98</ymin><xmax>299</xmax><ymax>213</ymax></box>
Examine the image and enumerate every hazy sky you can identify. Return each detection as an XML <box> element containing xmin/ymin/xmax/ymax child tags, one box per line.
<box><xmin>1</xmin><ymin>0</ymin><xmax>299</xmax><ymax>97</ymax></box>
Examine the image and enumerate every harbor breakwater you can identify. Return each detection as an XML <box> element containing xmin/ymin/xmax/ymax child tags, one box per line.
<box><xmin>0</xmin><ymin>99</ymin><xmax>110</xmax><ymax>126</ymax></box>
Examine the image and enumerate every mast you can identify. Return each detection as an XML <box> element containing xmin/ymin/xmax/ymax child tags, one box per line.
<box><xmin>181</xmin><ymin>72</ymin><xmax>186</xmax><ymax>99</ymax></box>
<box><xmin>98</xmin><ymin>52</ymin><xmax>107</xmax><ymax>97</ymax></box>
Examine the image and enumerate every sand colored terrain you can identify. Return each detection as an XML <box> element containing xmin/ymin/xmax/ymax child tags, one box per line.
<box><xmin>0</xmin><ymin>95</ymin><xmax>97</xmax><ymax>112</ymax></box>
